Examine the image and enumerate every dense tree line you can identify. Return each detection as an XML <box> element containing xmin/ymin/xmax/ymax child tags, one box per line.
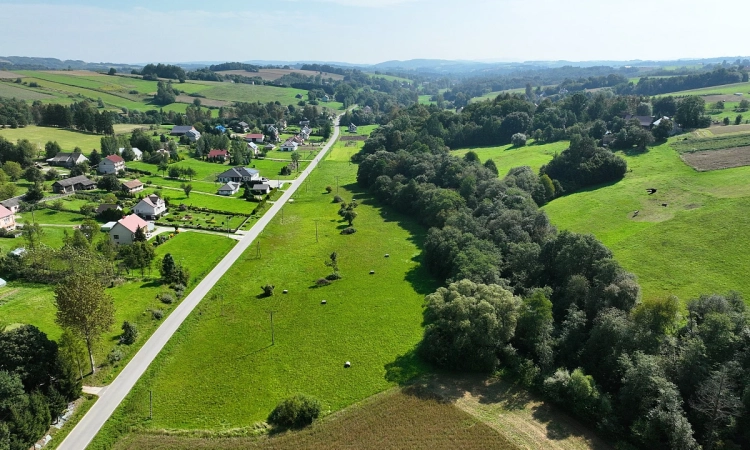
<box><xmin>616</xmin><ymin>68</ymin><xmax>747</xmax><ymax>96</ymax></box>
<box><xmin>185</xmin><ymin>68</ymin><xmax>223</xmax><ymax>82</ymax></box>
<box><xmin>208</xmin><ymin>62</ymin><xmax>259</xmax><ymax>72</ymax></box>
<box><xmin>138</xmin><ymin>63</ymin><xmax>186</xmax><ymax>82</ymax></box>
<box><xmin>356</xmin><ymin>104</ymin><xmax>750</xmax><ymax>448</ymax></box>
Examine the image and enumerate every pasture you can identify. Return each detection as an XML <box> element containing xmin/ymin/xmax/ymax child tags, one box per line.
<box><xmin>451</xmin><ymin>140</ymin><xmax>568</xmax><ymax>174</ymax></box>
<box><xmin>196</xmin><ymin>83</ymin><xmax>308</xmax><ymax>106</ymax></box>
<box><xmin>218</xmin><ymin>68</ymin><xmax>345</xmax><ymax>81</ymax></box>
<box><xmin>327</xmin><ymin>125</ymin><xmax>378</xmax><ymax>162</ymax></box>
<box><xmin>90</xmin><ymin>154</ymin><xmax>436</xmax><ymax>446</ymax></box>
<box><xmin>663</xmin><ymin>81</ymin><xmax>750</xmax><ymax>97</ymax></box>
<box><xmin>543</xmin><ymin>137</ymin><xmax>750</xmax><ymax>303</ymax></box>
<box><xmin>0</xmin><ymin>81</ymin><xmax>57</xmax><ymax>101</ymax></box>
<box><xmin>0</xmin><ymin>124</ymin><xmax>146</xmax><ymax>154</ymax></box>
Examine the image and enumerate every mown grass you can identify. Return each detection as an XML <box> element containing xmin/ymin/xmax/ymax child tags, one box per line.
<box><xmin>112</xmin><ymin>388</ymin><xmax>515</xmax><ymax>450</ymax></box>
<box><xmin>671</xmin><ymin>131</ymin><xmax>750</xmax><ymax>153</ymax></box>
<box><xmin>327</xmin><ymin>125</ymin><xmax>378</xmax><ymax>162</ymax></box>
<box><xmin>452</xmin><ymin>141</ymin><xmax>569</xmax><ymax>174</ymax></box>
<box><xmin>197</xmin><ymin>84</ymin><xmax>309</xmax><ymax>105</ymax></box>
<box><xmin>91</xmin><ymin>154</ymin><xmax>436</xmax><ymax>447</ymax></box>
<box><xmin>0</xmin><ymin>81</ymin><xmax>58</xmax><ymax>101</ymax></box>
<box><xmin>543</xmin><ymin>138</ymin><xmax>750</xmax><ymax>303</ymax></box>
<box><xmin>0</xmin><ymin>124</ymin><xmax>143</xmax><ymax>154</ymax></box>
<box><xmin>664</xmin><ymin>81</ymin><xmax>750</xmax><ymax>96</ymax></box>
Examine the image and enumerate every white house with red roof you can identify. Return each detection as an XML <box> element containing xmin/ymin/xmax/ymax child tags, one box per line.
<box><xmin>133</xmin><ymin>194</ymin><xmax>166</xmax><ymax>220</ymax></box>
<box><xmin>109</xmin><ymin>214</ymin><xmax>149</xmax><ymax>245</ymax></box>
<box><xmin>207</xmin><ymin>149</ymin><xmax>229</xmax><ymax>162</ymax></box>
<box><xmin>98</xmin><ymin>154</ymin><xmax>126</xmax><ymax>174</ymax></box>
<box><xmin>0</xmin><ymin>205</ymin><xmax>16</xmax><ymax>232</ymax></box>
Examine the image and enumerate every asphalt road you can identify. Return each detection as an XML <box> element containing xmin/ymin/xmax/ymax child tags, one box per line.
<box><xmin>57</xmin><ymin>117</ymin><xmax>342</xmax><ymax>450</ymax></box>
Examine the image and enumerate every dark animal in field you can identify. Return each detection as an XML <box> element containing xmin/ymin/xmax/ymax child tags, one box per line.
<box><xmin>662</xmin><ymin>203</ymin><xmax>668</xmax><ymax>207</ymax></box>
<box><xmin>646</xmin><ymin>188</ymin><xmax>657</xmax><ymax>195</ymax></box>
<box><xmin>633</xmin><ymin>210</ymin><xmax>640</xmax><ymax>217</ymax></box>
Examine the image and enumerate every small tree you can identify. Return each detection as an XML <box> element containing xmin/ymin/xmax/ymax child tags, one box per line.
<box><xmin>325</xmin><ymin>185</ymin><xmax>332</xmax><ymax>193</ymax></box>
<box><xmin>324</xmin><ymin>251</ymin><xmax>339</xmax><ymax>276</ymax></box>
<box><xmin>735</xmin><ymin>114</ymin><xmax>743</xmax><ymax>125</ymax></box>
<box><xmin>119</xmin><ymin>321</ymin><xmax>138</xmax><ymax>345</ymax></box>
<box><xmin>511</xmin><ymin>133</ymin><xmax>528</xmax><ymax>147</ymax></box>
<box><xmin>161</xmin><ymin>253</ymin><xmax>177</xmax><ymax>283</ymax></box>
<box><xmin>268</xmin><ymin>394</ymin><xmax>322</xmax><ymax>428</ymax></box>
<box><xmin>262</xmin><ymin>284</ymin><xmax>275</xmax><ymax>297</ymax></box>
<box><xmin>181</xmin><ymin>183</ymin><xmax>193</xmax><ymax>198</ymax></box>
<box><xmin>723</xmin><ymin>117</ymin><xmax>730</xmax><ymax>125</ymax></box>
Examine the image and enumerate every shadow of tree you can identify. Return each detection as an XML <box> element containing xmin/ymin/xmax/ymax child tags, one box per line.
<box><xmin>384</xmin><ymin>348</ymin><xmax>427</xmax><ymax>385</ymax></box>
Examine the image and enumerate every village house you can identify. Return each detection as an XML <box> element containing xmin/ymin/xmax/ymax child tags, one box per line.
<box><xmin>216</xmin><ymin>166</ymin><xmax>261</xmax><ymax>183</ymax></box>
<box><xmin>280</xmin><ymin>139</ymin><xmax>298</xmax><ymax>152</ymax></box>
<box><xmin>265</xmin><ymin>125</ymin><xmax>280</xmax><ymax>142</ymax></box>
<box><xmin>0</xmin><ymin>205</ymin><xmax>16</xmax><ymax>232</ymax></box>
<box><xmin>207</xmin><ymin>149</ymin><xmax>229</xmax><ymax>162</ymax></box>
<box><xmin>277</xmin><ymin>119</ymin><xmax>287</xmax><ymax>131</ymax></box>
<box><xmin>133</xmin><ymin>194</ymin><xmax>167</xmax><ymax>220</ymax></box>
<box><xmin>121</xmin><ymin>179</ymin><xmax>144</xmax><ymax>194</ymax></box>
<box><xmin>118</xmin><ymin>147</ymin><xmax>143</xmax><ymax>161</ymax></box>
<box><xmin>52</xmin><ymin>175</ymin><xmax>96</xmax><ymax>194</ymax></box>
<box><xmin>98</xmin><ymin>154</ymin><xmax>125</xmax><ymax>174</ymax></box>
<box><xmin>185</xmin><ymin>129</ymin><xmax>201</xmax><ymax>142</ymax></box>
<box><xmin>244</xmin><ymin>133</ymin><xmax>265</xmax><ymax>143</ymax></box>
<box><xmin>264</xmin><ymin>143</ymin><xmax>276</xmax><ymax>151</ymax></box>
<box><xmin>96</xmin><ymin>203</ymin><xmax>122</xmax><ymax>216</ymax></box>
<box><xmin>235</xmin><ymin>121</ymin><xmax>250</xmax><ymax>133</ymax></box>
<box><xmin>322</xmin><ymin>94</ymin><xmax>330</xmax><ymax>102</ymax></box>
<box><xmin>217</xmin><ymin>182</ymin><xmax>241</xmax><ymax>196</ymax></box>
<box><xmin>215</xmin><ymin>125</ymin><xmax>227</xmax><ymax>134</ymax></box>
<box><xmin>362</xmin><ymin>106</ymin><xmax>373</xmax><ymax>114</ymax></box>
<box><xmin>299</xmin><ymin>119</ymin><xmax>310</xmax><ymax>127</ymax></box>
<box><xmin>300</xmin><ymin>125</ymin><xmax>312</xmax><ymax>140</ymax></box>
<box><xmin>170</xmin><ymin>125</ymin><xmax>196</xmax><ymax>136</ymax></box>
<box><xmin>109</xmin><ymin>214</ymin><xmax>150</xmax><ymax>245</ymax></box>
<box><xmin>46</xmin><ymin>151</ymin><xmax>88</xmax><ymax>168</ymax></box>
<box><xmin>623</xmin><ymin>114</ymin><xmax>655</xmax><ymax>129</ymax></box>
<box><xmin>348</xmin><ymin>123</ymin><xmax>358</xmax><ymax>133</ymax></box>
<box><xmin>252</xmin><ymin>183</ymin><xmax>271</xmax><ymax>195</ymax></box>
<box><xmin>247</xmin><ymin>142</ymin><xmax>259</xmax><ymax>156</ymax></box>
<box><xmin>0</xmin><ymin>196</ymin><xmax>22</xmax><ymax>214</ymax></box>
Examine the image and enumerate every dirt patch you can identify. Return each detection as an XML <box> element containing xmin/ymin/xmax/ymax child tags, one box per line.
<box><xmin>702</xmin><ymin>94</ymin><xmax>747</xmax><ymax>103</ymax></box>
<box><xmin>0</xmin><ymin>71</ymin><xmax>23</xmax><ymax>79</ymax></box>
<box><xmin>681</xmin><ymin>146</ymin><xmax>750</xmax><ymax>171</ymax></box>
<box><xmin>175</xmin><ymin>95</ymin><xmax>229</xmax><ymax>108</ymax></box>
<box><xmin>0</xmin><ymin>288</ymin><xmax>19</xmax><ymax>305</ymax></box>
<box><xmin>710</xmin><ymin>123</ymin><xmax>750</xmax><ymax>135</ymax></box>
<box><xmin>340</xmin><ymin>135</ymin><xmax>367</xmax><ymax>141</ymax></box>
<box><xmin>218</xmin><ymin>69</ymin><xmax>344</xmax><ymax>81</ymax></box>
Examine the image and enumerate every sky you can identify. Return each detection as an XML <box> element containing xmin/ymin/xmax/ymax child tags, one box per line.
<box><xmin>1</xmin><ymin>0</ymin><xmax>749</xmax><ymax>65</ymax></box>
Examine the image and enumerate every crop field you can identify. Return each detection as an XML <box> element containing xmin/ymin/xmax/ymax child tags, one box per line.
<box><xmin>0</xmin><ymin>70</ymin><xmax>24</xmax><ymax>79</ymax></box>
<box><xmin>0</xmin><ymin>124</ymin><xmax>145</xmax><ymax>153</ymax></box>
<box><xmin>710</xmin><ymin>123</ymin><xmax>750</xmax><ymax>135</ymax></box>
<box><xmin>0</xmin><ymin>81</ymin><xmax>57</xmax><ymax>101</ymax></box>
<box><xmin>543</xmin><ymin>137</ymin><xmax>750</xmax><ymax>303</ymax></box>
<box><xmin>218</xmin><ymin>68</ymin><xmax>345</xmax><ymax>81</ymax></box>
<box><xmin>90</xmin><ymin>152</ymin><xmax>437</xmax><ymax>447</ymax></box>
<box><xmin>112</xmin><ymin>388</ymin><xmax>517</xmax><ymax>450</ymax></box>
<box><xmin>680</xmin><ymin>146</ymin><xmax>750</xmax><ymax>171</ymax></box>
<box><xmin>452</xmin><ymin>140</ymin><xmax>568</xmax><ymax>174</ymax></box>
<box><xmin>663</xmin><ymin>81</ymin><xmax>750</xmax><ymax>97</ymax></box>
<box><xmin>197</xmin><ymin>83</ymin><xmax>308</xmax><ymax>105</ymax></box>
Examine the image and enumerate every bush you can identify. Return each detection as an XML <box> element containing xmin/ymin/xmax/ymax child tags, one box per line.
<box><xmin>108</xmin><ymin>347</ymin><xmax>124</xmax><ymax>364</ymax></box>
<box><xmin>173</xmin><ymin>283</ymin><xmax>186</xmax><ymax>298</ymax></box>
<box><xmin>325</xmin><ymin>273</ymin><xmax>342</xmax><ymax>281</ymax></box>
<box><xmin>340</xmin><ymin>227</ymin><xmax>356</xmax><ymax>235</ymax></box>
<box><xmin>316</xmin><ymin>278</ymin><xmax>331</xmax><ymax>287</ymax></box>
<box><xmin>267</xmin><ymin>394</ymin><xmax>322</xmax><ymax>428</ymax></box>
<box><xmin>151</xmin><ymin>309</ymin><xmax>164</xmax><ymax>320</ymax></box>
<box><xmin>325</xmin><ymin>186</ymin><xmax>332</xmax><ymax>193</ymax></box>
<box><xmin>119</xmin><ymin>321</ymin><xmax>138</xmax><ymax>345</ymax></box>
<box><xmin>160</xmin><ymin>292</ymin><xmax>175</xmax><ymax>304</ymax></box>
<box><xmin>332</xmin><ymin>195</ymin><xmax>344</xmax><ymax>203</ymax></box>
<box><xmin>511</xmin><ymin>133</ymin><xmax>527</xmax><ymax>147</ymax></box>
<box><xmin>261</xmin><ymin>284</ymin><xmax>275</xmax><ymax>297</ymax></box>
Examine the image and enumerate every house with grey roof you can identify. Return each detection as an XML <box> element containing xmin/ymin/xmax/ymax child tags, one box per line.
<box><xmin>216</xmin><ymin>167</ymin><xmax>260</xmax><ymax>184</ymax></box>
<box><xmin>52</xmin><ymin>175</ymin><xmax>96</xmax><ymax>194</ymax></box>
<box><xmin>46</xmin><ymin>151</ymin><xmax>88</xmax><ymax>168</ymax></box>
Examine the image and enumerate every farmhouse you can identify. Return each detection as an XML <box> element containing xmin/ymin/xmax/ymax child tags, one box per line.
<box><xmin>118</xmin><ymin>147</ymin><xmax>143</xmax><ymax>161</ymax></box>
<box><xmin>264</xmin><ymin>143</ymin><xmax>276</xmax><ymax>151</ymax></box>
<box><xmin>235</xmin><ymin>121</ymin><xmax>250</xmax><ymax>133</ymax></box>
<box><xmin>652</xmin><ymin>116</ymin><xmax>681</xmax><ymax>136</ymax></box>
<box><xmin>0</xmin><ymin>196</ymin><xmax>22</xmax><ymax>214</ymax></box>
<box><xmin>96</xmin><ymin>203</ymin><xmax>122</xmax><ymax>215</ymax></box>
<box><xmin>348</xmin><ymin>123</ymin><xmax>358</xmax><ymax>133</ymax></box>
<box><xmin>98</xmin><ymin>154</ymin><xmax>125</xmax><ymax>174</ymax></box>
<box><xmin>52</xmin><ymin>175</ymin><xmax>96</xmax><ymax>194</ymax></box>
<box><xmin>247</xmin><ymin>142</ymin><xmax>259</xmax><ymax>156</ymax></box>
<box><xmin>185</xmin><ymin>129</ymin><xmax>201</xmax><ymax>142</ymax></box>
<box><xmin>109</xmin><ymin>214</ymin><xmax>150</xmax><ymax>245</ymax></box>
<box><xmin>207</xmin><ymin>149</ymin><xmax>229</xmax><ymax>162</ymax></box>
<box><xmin>300</xmin><ymin>126</ymin><xmax>312</xmax><ymax>140</ymax></box>
<box><xmin>170</xmin><ymin>125</ymin><xmax>196</xmax><ymax>136</ymax></box>
<box><xmin>244</xmin><ymin>133</ymin><xmax>265</xmax><ymax>143</ymax></box>
<box><xmin>46</xmin><ymin>151</ymin><xmax>88</xmax><ymax>168</ymax></box>
<box><xmin>133</xmin><ymin>194</ymin><xmax>166</xmax><ymax>220</ymax></box>
<box><xmin>300</xmin><ymin>120</ymin><xmax>310</xmax><ymax>127</ymax></box>
<box><xmin>277</xmin><ymin>119</ymin><xmax>287</xmax><ymax>130</ymax></box>
<box><xmin>251</xmin><ymin>183</ymin><xmax>271</xmax><ymax>194</ymax></box>
<box><xmin>0</xmin><ymin>205</ymin><xmax>16</xmax><ymax>232</ymax></box>
<box><xmin>281</xmin><ymin>139</ymin><xmax>298</xmax><ymax>152</ymax></box>
<box><xmin>216</xmin><ymin>167</ymin><xmax>260</xmax><ymax>183</ymax></box>
<box><xmin>265</xmin><ymin>125</ymin><xmax>280</xmax><ymax>142</ymax></box>
<box><xmin>121</xmin><ymin>179</ymin><xmax>144</xmax><ymax>194</ymax></box>
<box><xmin>623</xmin><ymin>114</ymin><xmax>655</xmax><ymax>129</ymax></box>
<box><xmin>217</xmin><ymin>182</ymin><xmax>241</xmax><ymax>196</ymax></box>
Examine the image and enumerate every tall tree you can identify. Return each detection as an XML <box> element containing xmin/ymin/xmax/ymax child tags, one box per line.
<box><xmin>54</xmin><ymin>273</ymin><xmax>115</xmax><ymax>374</ymax></box>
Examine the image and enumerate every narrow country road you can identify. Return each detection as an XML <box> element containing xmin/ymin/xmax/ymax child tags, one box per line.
<box><xmin>57</xmin><ymin>116</ymin><xmax>343</xmax><ymax>450</ymax></box>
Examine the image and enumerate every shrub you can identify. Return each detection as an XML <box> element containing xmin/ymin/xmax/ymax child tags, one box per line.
<box><xmin>173</xmin><ymin>283</ymin><xmax>186</xmax><ymax>298</ymax></box>
<box><xmin>129</xmin><ymin>90</ymin><xmax>139</xmax><ymax>94</ymax></box>
<box><xmin>325</xmin><ymin>273</ymin><xmax>341</xmax><ymax>281</ymax></box>
<box><xmin>160</xmin><ymin>292</ymin><xmax>175</xmax><ymax>304</ymax></box>
<box><xmin>325</xmin><ymin>186</ymin><xmax>332</xmax><ymax>193</ymax></box>
<box><xmin>267</xmin><ymin>394</ymin><xmax>322</xmax><ymax>428</ymax></box>
<box><xmin>119</xmin><ymin>321</ymin><xmax>138</xmax><ymax>345</ymax></box>
<box><xmin>332</xmin><ymin>195</ymin><xmax>344</xmax><ymax>203</ymax></box>
<box><xmin>340</xmin><ymin>227</ymin><xmax>356</xmax><ymax>235</ymax></box>
<box><xmin>151</xmin><ymin>309</ymin><xmax>164</xmax><ymax>320</ymax></box>
<box><xmin>108</xmin><ymin>347</ymin><xmax>124</xmax><ymax>364</ymax></box>
<box><xmin>316</xmin><ymin>278</ymin><xmax>331</xmax><ymax>287</ymax></box>
<box><xmin>261</xmin><ymin>284</ymin><xmax>275</xmax><ymax>297</ymax></box>
<box><xmin>511</xmin><ymin>133</ymin><xmax>527</xmax><ymax>147</ymax></box>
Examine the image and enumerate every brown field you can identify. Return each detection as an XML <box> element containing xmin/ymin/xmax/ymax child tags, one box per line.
<box><xmin>340</xmin><ymin>135</ymin><xmax>367</xmax><ymax>141</ymax></box>
<box><xmin>710</xmin><ymin>123</ymin><xmax>750</xmax><ymax>135</ymax></box>
<box><xmin>702</xmin><ymin>94</ymin><xmax>746</xmax><ymax>103</ymax></box>
<box><xmin>681</xmin><ymin>146</ymin><xmax>750</xmax><ymax>171</ymax></box>
<box><xmin>218</xmin><ymin>68</ymin><xmax>344</xmax><ymax>81</ymax></box>
<box><xmin>0</xmin><ymin>71</ymin><xmax>23</xmax><ymax>79</ymax></box>
<box><xmin>113</xmin><ymin>388</ymin><xmax>517</xmax><ymax>450</ymax></box>
<box><xmin>175</xmin><ymin>94</ymin><xmax>229</xmax><ymax>108</ymax></box>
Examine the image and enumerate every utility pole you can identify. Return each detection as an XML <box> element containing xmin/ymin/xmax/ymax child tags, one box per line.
<box><xmin>266</xmin><ymin>310</ymin><xmax>275</xmax><ymax>345</ymax></box>
<box><xmin>256</xmin><ymin>240</ymin><xmax>261</xmax><ymax>258</ymax></box>
<box><xmin>314</xmin><ymin>219</ymin><xmax>319</xmax><ymax>242</ymax></box>
<box><xmin>281</xmin><ymin>207</ymin><xmax>284</xmax><ymax>224</ymax></box>
<box><xmin>149</xmin><ymin>390</ymin><xmax>153</xmax><ymax>420</ymax></box>
<box><xmin>334</xmin><ymin>176</ymin><xmax>340</xmax><ymax>193</ymax></box>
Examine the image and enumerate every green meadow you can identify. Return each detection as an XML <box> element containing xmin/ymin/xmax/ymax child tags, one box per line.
<box><xmin>452</xmin><ymin>140</ymin><xmax>568</xmax><ymax>174</ymax></box>
<box><xmin>664</xmin><ymin>81</ymin><xmax>750</xmax><ymax>96</ymax></box>
<box><xmin>91</xmin><ymin>141</ymin><xmax>435</xmax><ymax>447</ymax></box>
<box><xmin>0</xmin><ymin>124</ymin><xmax>146</xmax><ymax>153</ymax></box>
<box><xmin>543</xmin><ymin>136</ymin><xmax>750</xmax><ymax>303</ymax></box>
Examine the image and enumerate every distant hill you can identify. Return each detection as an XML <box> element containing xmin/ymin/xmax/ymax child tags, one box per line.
<box><xmin>0</xmin><ymin>56</ymin><xmax>141</xmax><ymax>71</ymax></box>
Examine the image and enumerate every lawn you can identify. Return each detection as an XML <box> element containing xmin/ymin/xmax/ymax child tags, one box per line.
<box><xmin>543</xmin><ymin>137</ymin><xmax>750</xmax><ymax>303</ymax></box>
<box><xmin>452</xmin><ymin>140</ymin><xmax>569</xmax><ymax>175</ymax></box>
<box><xmin>91</xmin><ymin>154</ymin><xmax>437</xmax><ymax>447</ymax></box>
<box><xmin>0</xmin><ymin>124</ymin><xmax>144</xmax><ymax>154</ymax></box>
<box><xmin>0</xmin><ymin>232</ymin><xmax>237</xmax><ymax>385</ymax></box>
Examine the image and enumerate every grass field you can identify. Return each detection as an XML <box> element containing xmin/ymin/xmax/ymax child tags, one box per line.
<box><xmin>112</xmin><ymin>388</ymin><xmax>517</xmax><ymax>450</ymax></box>
<box><xmin>543</xmin><ymin>137</ymin><xmax>750</xmax><ymax>303</ymax></box>
<box><xmin>197</xmin><ymin>83</ymin><xmax>308</xmax><ymax>105</ymax></box>
<box><xmin>663</xmin><ymin>81</ymin><xmax>750</xmax><ymax>97</ymax></box>
<box><xmin>452</xmin><ymin>141</ymin><xmax>568</xmax><ymax>174</ymax></box>
<box><xmin>366</xmin><ymin>73</ymin><xmax>412</xmax><ymax>84</ymax></box>
<box><xmin>218</xmin><ymin>69</ymin><xmax>345</xmax><ymax>81</ymax></box>
<box><xmin>0</xmin><ymin>124</ymin><xmax>146</xmax><ymax>154</ymax></box>
<box><xmin>0</xmin><ymin>81</ymin><xmax>58</xmax><ymax>101</ymax></box>
<box><xmin>90</xmin><ymin>147</ymin><xmax>437</xmax><ymax>447</ymax></box>
<box><xmin>327</xmin><ymin>125</ymin><xmax>378</xmax><ymax>162</ymax></box>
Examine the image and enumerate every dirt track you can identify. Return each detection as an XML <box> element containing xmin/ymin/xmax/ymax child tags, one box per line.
<box><xmin>681</xmin><ymin>146</ymin><xmax>750</xmax><ymax>171</ymax></box>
